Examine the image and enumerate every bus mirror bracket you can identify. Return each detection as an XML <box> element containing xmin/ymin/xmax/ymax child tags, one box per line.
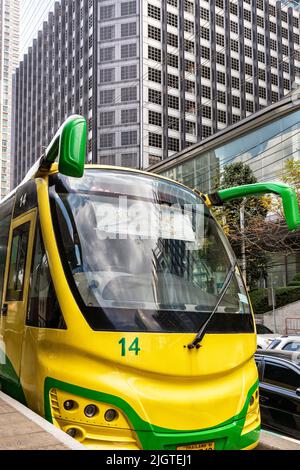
<box><xmin>39</xmin><ymin>115</ymin><xmax>87</xmax><ymax>178</ymax></box>
<box><xmin>201</xmin><ymin>182</ymin><xmax>300</xmax><ymax>232</ymax></box>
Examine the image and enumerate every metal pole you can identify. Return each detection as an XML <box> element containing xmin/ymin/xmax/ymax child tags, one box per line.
<box><xmin>240</xmin><ymin>198</ymin><xmax>247</xmax><ymax>285</ymax></box>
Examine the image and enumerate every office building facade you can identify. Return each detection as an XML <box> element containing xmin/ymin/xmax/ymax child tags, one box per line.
<box><xmin>0</xmin><ymin>0</ymin><xmax>19</xmax><ymax>198</ymax></box>
<box><xmin>12</xmin><ymin>0</ymin><xmax>300</xmax><ymax>188</ymax></box>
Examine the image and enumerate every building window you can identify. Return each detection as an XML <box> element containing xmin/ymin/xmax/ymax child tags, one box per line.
<box><xmin>168</xmin><ymin>137</ymin><xmax>179</xmax><ymax>152</ymax></box>
<box><xmin>149</xmin><ymin>45</ymin><xmax>161</xmax><ymax>62</ymax></box>
<box><xmin>168</xmin><ymin>53</ymin><xmax>179</xmax><ymax>68</ymax></box>
<box><xmin>100</xmin><ymin>133</ymin><xmax>115</xmax><ymax>148</ymax></box>
<box><xmin>258</xmin><ymin>69</ymin><xmax>265</xmax><ymax>81</ymax></box>
<box><xmin>202</xmin><ymin>125</ymin><xmax>211</xmax><ymax>138</ymax></box>
<box><xmin>149</xmin><ymin>67</ymin><xmax>162</xmax><ymax>83</ymax></box>
<box><xmin>272</xmin><ymin>91</ymin><xmax>278</xmax><ymax>102</ymax></box>
<box><xmin>200</xmin><ymin>7</ymin><xmax>209</xmax><ymax>21</ymax></box>
<box><xmin>244</xmin><ymin>9</ymin><xmax>251</xmax><ymax>22</ymax></box>
<box><xmin>216</xmin><ymin>33</ymin><xmax>224</xmax><ymax>47</ymax></box>
<box><xmin>184</xmin><ymin>39</ymin><xmax>194</xmax><ymax>54</ymax></box>
<box><xmin>149</xmin><ymin>89</ymin><xmax>161</xmax><ymax>105</ymax></box>
<box><xmin>184</xmin><ymin>19</ymin><xmax>194</xmax><ymax>33</ymax></box>
<box><xmin>202</xmin><ymin>106</ymin><xmax>211</xmax><ymax>119</ymax></box>
<box><xmin>121</xmin><ymin>153</ymin><xmax>137</xmax><ymax>167</ymax></box>
<box><xmin>168</xmin><ymin>73</ymin><xmax>179</xmax><ymax>88</ymax></box>
<box><xmin>100</xmin><ymin>111</ymin><xmax>115</xmax><ymax>126</ymax></box>
<box><xmin>185</xmin><ymin>121</ymin><xmax>196</xmax><ymax>135</ymax></box>
<box><xmin>100</xmin><ymin>5</ymin><xmax>115</xmax><ymax>20</ymax></box>
<box><xmin>270</xmin><ymin>39</ymin><xmax>277</xmax><ymax>51</ymax></box>
<box><xmin>121</xmin><ymin>43</ymin><xmax>137</xmax><ymax>58</ymax></box>
<box><xmin>217</xmin><ymin>52</ymin><xmax>225</xmax><ymax>66</ymax></box>
<box><xmin>99</xmin><ymin>89</ymin><xmax>115</xmax><ymax>104</ymax></box>
<box><xmin>259</xmin><ymin>87</ymin><xmax>266</xmax><ymax>99</ymax></box>
<box><xmin>168</xmin><ymin>95</ymin><xmax>179</xmax><ymax>109</ymax></box>
<box><xmin>100</xmin><ymin>25</ymin><xmax>115</xmax><ymax>41</ymax></box>
<box><xmin>149</xmin><ymin>24</ymin><xmax>161</xmax><ymax>42</ymax></box>
<box><xmin>168</xmin><ymin>116</ymin><xmax>179</xmax><ymax>131</ymax></box>
<box><xmin>245</xmin><ymin>63</ymin><xmax>253</xmax><ymax>76</ymax></box>
<box><xmin>245</xmin><ymin>82</ymin><xmax>253</xmax><ymax>94</ymax></box>
<box><xmin>231</xmin><ymin>57</ymin><xmax>239</xmax><ymax>71</ymax></box>
<box><xmin>201</xmin><ymin>85</ymin><xmax>211</xmax><ymax>99</ymax></box>
<box><xmin>121</xmin><ymin>22</ymin><xmax>137</xmax><ymax>37</ymax></box>
<box><xmin>217</xmin><ymin>71</ymin><xmax>225</xmax><ymax>84</ymax></box>
<box><xmin>121</xmin><ymin>64</ymin><xmax>137</xmax><ymax>80</ymax></box>
<box><xmin>100</xmin><ymin>46</ymin><xmax>115</xmax><ymax>62</ymax></box>
<box><xmin>217</xmin><ymin>109</ymin><xmax>226</xmax><ymax>123</ymax></box>
<box><xmin>101</xmin><ymin>155</ymin><xmax>116</xmax><ymax>165</ymax></box>
<box><xmin>232</xmin><ymin>76</ymin><xmax>240</xmax><ymax>89</ymax></box>
<box><xmin>167</xmin><ymin>12</ymin><xmax>178</xmax><ymax>28</ymax></box>
<box><xmin>167</xmin><ymin>0</ymin><xmax>178</xmax><ymax>6</ymax></box>
<box><xmin>184</xmin><ymin>0</ymin><xmax>194</xmax><ymax>14</ymax></box>
<box><xmin>121</xmin><ymin>131</ymin><xmax>137</xmax><ymax>146</ymax></box>
<box><xmin>232</xmin><ymin>95</ymin><xmax>240</xmax><ymax>108</ymax></box>
<box><xmin>201</xmin><ymin>65</ymin><xmax>210</xmax><ymax>79</ymax></box>
<box><xmin>148</xmin><ymin>4</ymin><xmax>160</xmax><ymax>20</ymax></box>
<box><xmin>121</xmin><ymin>108</ymin><xmax>138</xmax><ymax>124</ymax></box>
<box><xmin>100</xmin><ymin>68</ymin><xmax>115</xmax><ymax>83</ymax></box>
<box><xmin>217</xmin><ymin>90</ymin><xmax>226</xmax><ymax>104</ymax></box>
<box><xmin>271</xmin><ymin>74</ymin><xmax>278</xmax><ymax>86</ymax></box>
<box><xmin>230</xmin><ymin>21</ymin><xmax>238</xmax><ymax>34</ymax></box>
<box><xmin>121</xmin><ymin>86</ymin><xmax>137</xmax><ymax>101</ymax></box>
<box><xmin>185</xmin><ymin>59</ymin><xmax>195</xmax><ymax>73</ymax></box>
<box><xmin>149</xmin><ymin>133</ymin><xmax>162</xmax><ymax>148</ymax></box>
<box><xmin>258</xmin><ymin>51</ymin><xmax>265</xmax><ymax>64</ymax></box>
<box><xmin>185</xmin><ymin>100</ymin><xmax>196</xmax><ymax>113</ymax></box>
<box><xmin>149</xmin><ymin>110</ymin><xmax>162</xmax><ymax>127</ymax></box>
<box><xmin>185</xmin><ymin>80</ymin><xmax>195</xmax><ymax>94</ymax></box>
<box><xmin>200</xmin><ymin>27</ymin><xmax>210</xmax><ymax>41</ymax></box>
<box><xmin>283</xmin><ymin>78</ymin><xmax>290</xmax><ymax>90</ymax></box>
<box><xmin>231</xmin><ymin>40</ymin><xmax>238</xmax><ymax>52</ymax></box>
<box><xmin>121</xmin><ymin>1</ymin><xmax>136</xmax><ymax>16</ymax></box>
<box><xmin>246</xmin><ymin>100</ymin><xmax>254</xmax><ymax>113</ymax></box>
<box><xmin>215</xmin><ymin>14</ymin><xmax>224</xmax><ymax>27</ymax></box>
<box><xmin>245</xmin><ymin>45</ymin><xmax>252</xmax><ymax>58</ymax></box>
<box><xmin>167</xmin><ymin>32</ymin><xmax>178</xmax><ymax>47</ymax></box>
<box><xmin>200</xmin><ymin>45</ymin><xmax>210</xmax><ymax>60</ymax></box>
<box><xmin>244</xmin><ymin>27</ymin><xmax>251</xmax><ymax>40</ymax></box>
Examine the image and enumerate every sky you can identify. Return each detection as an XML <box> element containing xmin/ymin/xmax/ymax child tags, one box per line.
<box><xmin>20</xmin><ymin>0</ymin><xmax>56</xmax><ymax>59</ymax></box>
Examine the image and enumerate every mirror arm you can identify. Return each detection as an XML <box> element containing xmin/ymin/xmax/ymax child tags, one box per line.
<box><xmin>199</xmin><ymin>182</ymin><xmax>300</xmax><ymax>232</ymax></box>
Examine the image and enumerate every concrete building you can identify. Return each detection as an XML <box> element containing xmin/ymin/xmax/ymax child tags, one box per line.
<box><xmin>0</xmin><ymin>0</ymin><xmax>19</xmax><ymax>198</ymax></box>
<box><xmin>12</xmin><ymin>0</ymin><xmax>300</xmax><ymax>188</ymax></box>
<box><xmin>19</xmin><ymin>0</ymin><xmax>56</xmax><ymax>58</ymax></box>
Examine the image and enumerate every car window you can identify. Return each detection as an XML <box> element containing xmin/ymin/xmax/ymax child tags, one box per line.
<box><xmin>263</xmin><ymin>362</ymin><xmax>300</xmax><ymax>391</ymax></box>
<box><xmin>269</xmin><ymin>339</ymin><xmax>281</xmax><ymax>349</ymax></box>
<box><xmin>256</xmin><ymin>324</ymin><xmax>273</xmax><ymax>334</ymax></box>
<box><xmin>282</xmin><ymin>342</ymin><xmax>300</xmax><ymax>352</ymax></box>
<box><xmin>255</xmin><ymin>358</ymin><xmax>263</xmax><ymax>380</ymax></box>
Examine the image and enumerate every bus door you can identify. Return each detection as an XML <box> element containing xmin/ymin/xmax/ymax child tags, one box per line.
<box><xmin>0</xmin><ymin>211</ymin><xmax>36</xmax><ymax>394</ymax></box>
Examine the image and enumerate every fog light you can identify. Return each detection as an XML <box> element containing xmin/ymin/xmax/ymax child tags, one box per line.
<box><xmin>66</xmin><ymin>427</ymin><xmax>77</xmax><ymax>438</ymax></box>
<box><xmin>84</xmin><ymin>404</ymin><xmax>98</xmax><ymax>418</ymax></box>
<box><xmin>64</xmin><ymin>400</ymin><xmax>74</xmax><ymax>410</ymax></box>
<box><xmin>250</xmin><ymin>395</ymin><xmax>255</xmax><ymax>406</ymax></box>
<box><xmin>105</xmin><ymin>408</ymin><xmax>118</xmax><ymax>422</ymax></box>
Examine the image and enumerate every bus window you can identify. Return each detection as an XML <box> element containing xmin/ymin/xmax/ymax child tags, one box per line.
<box><xmin>0</xmin><ymin>199</ymin><xmax>13</xmax><ymax>305</ymax></box>
<box><xmin>27</xmin><ymin>224</ymin><xmax>66</xmax><ymax>329</ymax></box>
<box><xmin>6</xmin><ymin>223</ymin><xmax>30</xmax><ymax>301</ymax></box>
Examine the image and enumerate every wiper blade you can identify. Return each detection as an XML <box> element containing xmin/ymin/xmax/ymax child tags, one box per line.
<box><xmin>187</xmin><ymin>262</ymin><xmax>237</xmax><ymax>350</ymax></box>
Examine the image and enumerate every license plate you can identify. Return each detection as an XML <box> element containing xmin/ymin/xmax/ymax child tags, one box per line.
<box><xmin>177</xmin><ymin>442</ymin><xmax>215</xmax><ymax>450</ymax></box>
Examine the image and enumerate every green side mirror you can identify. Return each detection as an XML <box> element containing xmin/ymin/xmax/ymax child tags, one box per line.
<box><xmin>41</xmin><ymin>115</ymin><xmax>87</xmax><ymax>178</ymax></box>
<box><xmin>205</xmin><ymin>182</ymin><xmax>300</xmax><ymax>232</ymax></box>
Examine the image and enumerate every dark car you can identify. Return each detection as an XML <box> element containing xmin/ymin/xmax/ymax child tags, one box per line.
<box><xmin>255</xmin><ymin>350</ymin><xmax>300</xmax><ymax>440</ymax></box>
<box><xmin>256</xmin><ymin>324</ymin><xmax>274</xmax><ymax>335</ymax></box>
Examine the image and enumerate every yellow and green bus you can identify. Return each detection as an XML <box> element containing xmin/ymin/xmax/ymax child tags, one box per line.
<box><xmin>0</xmin><ymin>116</ymin><xmax>299</xmax><ymax>450</ymax></box>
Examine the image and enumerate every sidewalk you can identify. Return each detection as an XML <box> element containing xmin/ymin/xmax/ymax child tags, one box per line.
<box><xmin>0</xmin><ymin>391</ymin><xmax>85</xmax><ymax>450</ymax></box>
<box><xmin>257</xmin><ymin>430</ymin><xmax>300</xmax><ymax>450</ymax></box>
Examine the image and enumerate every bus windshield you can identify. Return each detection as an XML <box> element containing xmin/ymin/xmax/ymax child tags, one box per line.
<box><xmin>49</xmin><ymin>169</ymin><xmax>253</xmax><ymax>333</ymax></box>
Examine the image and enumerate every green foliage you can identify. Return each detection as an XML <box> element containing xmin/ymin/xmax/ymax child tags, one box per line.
<box><xmin>287</xmin><ymin>272</ymin><xmax>300</xmax><ymax>286</ymax></box>
<box><xmin>250</xmin><ymin>286</ymin><xmax>300</xmax><ymax>314</ymax></box>
<box><xmin>216</xmin><ymin>162</ymin><xmax>269</xmax><ymax>289</ymax></box>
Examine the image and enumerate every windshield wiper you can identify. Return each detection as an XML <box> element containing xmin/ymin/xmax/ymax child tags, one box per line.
<box><xmin>187</xmin><ymin>262</ymin><xmax>238</xmax><ymax>350</ymax></box>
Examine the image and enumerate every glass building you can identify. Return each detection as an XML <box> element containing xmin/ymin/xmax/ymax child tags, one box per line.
<box><xmin>148</xmin><ymin>96</ymin><xmax>300</xmax><ymax>287</ymax></box>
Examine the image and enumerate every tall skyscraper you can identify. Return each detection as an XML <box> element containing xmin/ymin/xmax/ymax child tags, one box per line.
<box><xmin>12</xmin><ymin>0</ymin><xmax>300</xmax><ymax>189</ymax></box>
<box><xmin>0</xmin><ymin>0</ymin><xmax>19</xmax><ymax>198</ymax></box>
<box><xmin>20</xmin><ymin>0</ymin><xmax>56</xmax><ymax>58</ymax></box>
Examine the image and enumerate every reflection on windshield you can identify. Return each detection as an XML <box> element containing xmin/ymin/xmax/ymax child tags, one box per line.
<box><xmin>49</xmin><ymin>170</ymin><xmax>252</xmax><ymax>333</ymax></box>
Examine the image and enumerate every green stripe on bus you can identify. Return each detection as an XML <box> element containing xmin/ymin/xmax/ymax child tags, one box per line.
<box><xmin>44</xmin><ymin>377</ymin><xmax>259</xmax><ymax>450</ymax></box>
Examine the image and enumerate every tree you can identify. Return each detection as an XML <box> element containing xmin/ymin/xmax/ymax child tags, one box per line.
<box><xmin>214</xmin><ymin>162</ymin><xmax>271</xmax><ymax>289</ymax></box>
